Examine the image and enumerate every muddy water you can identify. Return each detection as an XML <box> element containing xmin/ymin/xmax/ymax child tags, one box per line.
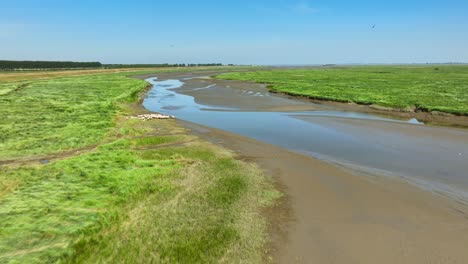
<box><xmin>142</xmin><ymin>76</ymin><xmax>468</xmax><ymax>203</ymax></box>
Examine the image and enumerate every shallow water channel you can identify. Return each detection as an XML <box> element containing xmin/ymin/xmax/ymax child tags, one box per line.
<box><xmin>142</xmin><ymin>77</ymin><xmax>468</xmax><ymax>203</ymax></box>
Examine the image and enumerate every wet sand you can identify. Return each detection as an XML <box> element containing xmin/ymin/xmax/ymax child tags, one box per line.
<box><xmin>135</xmin><ymin>71</ymin><xmax>322</xmax><ymax>112</ymax></box>
<box><xmin>184</xmin><ymin>121</ymin><xmax>468</xmax><ymax>264</ymax></box>
<box><xmin>178</xmin><ymin>77</ymin><xmax>323</xmax><ymax>112</ymax></box>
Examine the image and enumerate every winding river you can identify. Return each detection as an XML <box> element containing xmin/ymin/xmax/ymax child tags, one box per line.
<box><xmin>142</xmin><ymin>75</ymin><xmax>468</xmax><ymax>204</ymax></box>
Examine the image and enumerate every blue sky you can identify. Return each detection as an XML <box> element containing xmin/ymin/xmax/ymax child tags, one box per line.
<box><xmin>1</xmin><ymin>0</ymin><xmax>467</xmax><ymax>64</ymax></box>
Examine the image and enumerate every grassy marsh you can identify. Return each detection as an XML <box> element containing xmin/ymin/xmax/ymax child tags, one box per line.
<box><xmin>216</xmin><ymin>65</ymin><xmax>468</xmax><ymax>115</ymax></box>
<box><xmin>0</xmin><ymin>69</ymin><xmax>279</xmax><ymax>263</ymax></box>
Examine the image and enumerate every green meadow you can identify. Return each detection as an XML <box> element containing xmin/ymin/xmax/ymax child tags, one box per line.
<box><xmin>0</xmin><ymin>69</ymin><xmax>278</xmax><ymax>263</ymax></box>
<box><xmin>216</xmin><ymin>65</ymin><xmax>468</xmax><ymax>115</ymax></box>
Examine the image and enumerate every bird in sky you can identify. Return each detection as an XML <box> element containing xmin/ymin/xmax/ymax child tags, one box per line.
<box><xmin>372</xmin><ymin>24</ymin><xmax>376</xmax><ymax>29</ymax></box>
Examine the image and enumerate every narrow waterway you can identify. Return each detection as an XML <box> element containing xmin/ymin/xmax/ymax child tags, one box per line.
<box><xmin>142</xmin><ymin>76</ymin><xmax>468</xmax><ymax>203</ymax></box>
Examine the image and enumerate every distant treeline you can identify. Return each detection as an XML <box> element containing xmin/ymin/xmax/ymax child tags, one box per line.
<box><xmin>103</xmin><ymin>63</ymin><xmax>224</xmax><ymax>68</ymax></box>
<box><xmin>0</xmin><ymin>60</ymin><xmax>230</xmax><ymax>70</ymax></box>
<box><xmin>0</xmin><ymin>60</ymin><xmax>102</xmax><ymax>70</ymax></box>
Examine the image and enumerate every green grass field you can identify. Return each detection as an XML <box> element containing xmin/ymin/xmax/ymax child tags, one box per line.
<box><xmin>216</xmin><ymin>65</ymin><xmax>468</xmax><ymax>115</ymax></box>
<box><xmin>0</xmin><ymin>73</ymin><xmax>148</xmax><ymax>159</ymax></box>
<box><xmin>0</xmin><ymin>69</ymin><xmax>278</xmax><ymax>263</ymax></box>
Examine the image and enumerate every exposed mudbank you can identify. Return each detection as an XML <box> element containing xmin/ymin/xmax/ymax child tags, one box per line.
<box><xmin>139</xmin><ymin>73</ymin><xmax>468</xmax><ymax>204</ymax></box>
<box><xmin>184</xmin><ymin>121</ymin><xmax>468</xmax><ymax>264</ymax></box>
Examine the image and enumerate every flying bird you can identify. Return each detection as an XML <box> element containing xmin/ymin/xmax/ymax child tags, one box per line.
<box><xmin>372</xmin><ymin>24</ymin><xmax>376</xmax><ymax>29</ymax></box>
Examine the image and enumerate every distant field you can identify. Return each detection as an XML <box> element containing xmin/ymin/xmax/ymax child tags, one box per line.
<box><xmin>0</xmin><ymin>69</ymin><xmax>277</xmax><ymax>263</ymax></box>
<box><xmin>216</xmin><ymin>65</ymin><xmax>468</xmax><ymax>115</ymax></box>
<box><xmin>0</xmin><ymin>65</ymin><xmax>254</xmax><ymax>82</ymax></box>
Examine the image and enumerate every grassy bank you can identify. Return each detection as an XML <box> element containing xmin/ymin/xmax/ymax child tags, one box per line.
<box><xmin>216</xmin><ymin>65</ymin><xmax>468</xmax><ymax>115</ymax></box>
<box><xmin>0</xmin><ymin>69</ymin><xmax>278</xmax><ymax>263</ymax></box>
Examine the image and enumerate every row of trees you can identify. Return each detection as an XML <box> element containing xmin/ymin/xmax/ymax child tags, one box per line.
<box><xmin>0</xmin><ymin>60</ymin><xmax>102</xmax><ymax>70</ymax></box>
<box><xmin>186</xmin><ymin>63</ymin><xmax>224</xmax><ymax>67</ymax></box>
<box><xmin>0</xmin><ymin>60</ymin><xmax>231</xmax><ymax>70</ymax></box>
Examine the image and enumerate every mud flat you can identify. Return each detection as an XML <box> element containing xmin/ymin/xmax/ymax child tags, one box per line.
<box><xmin>184</xmin><ymin>121</ymin><xmax>468</xmax><ymax>263</ymax></box>
<box><xmin>135</xmin><ymin>71</ymin><xmax>468</xmax><ymax>263</ymax></box>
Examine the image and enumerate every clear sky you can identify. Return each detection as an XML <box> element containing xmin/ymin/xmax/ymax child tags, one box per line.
<box><xmin>1</xmin><ymin>0</ymin><xmax>467</xmax><ymax>64</ymax></box>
